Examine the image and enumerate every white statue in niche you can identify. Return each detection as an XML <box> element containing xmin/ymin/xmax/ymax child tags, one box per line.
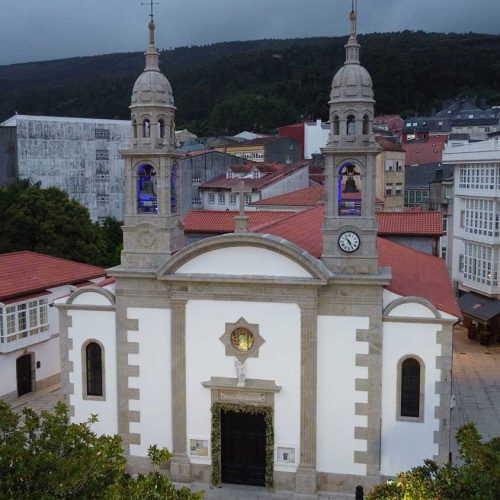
<box><xmin>234</xmin><ymin>359</ymin><xmax>246</xmax><ymax>387</ymax></box>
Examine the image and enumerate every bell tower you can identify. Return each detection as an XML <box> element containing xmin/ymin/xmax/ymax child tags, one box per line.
<box><xmin>120</xmin><ymin>17</ymin><xmax>184</xmax><ymax>270</ymax></box>
<box><xmin>321</xmin><ymin>7</ymin><xmax>380</xmax><ymax>274</ymax></box>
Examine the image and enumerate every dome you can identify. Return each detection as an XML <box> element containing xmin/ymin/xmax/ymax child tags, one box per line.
<box><xmin>331</xmin><ymin>63</ymin><xmax>374</xmax><ymax>102</ymax></box>
<box><xmin>131</xmin><ymin>70</ymin><xmax>175</xmax><ymax>107</ymax></box>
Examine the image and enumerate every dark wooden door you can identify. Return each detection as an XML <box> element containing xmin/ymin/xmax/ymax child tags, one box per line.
<box><xmin>221</xmin><ymin>410</ymin><xmax>266</xmax><ymax>486</ymax></box>
<box><xmin>17</xmin><ymin>354</ymin><xmax>32</xmax><ymax>397</ymax></box>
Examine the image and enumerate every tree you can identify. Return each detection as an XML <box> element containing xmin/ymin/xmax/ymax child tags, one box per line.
<box><xmin>0</xmin><ymin>181</ymin><xmax>123</xmax><ymax>268</ymax></box>
<box><xmin>0</xmin><ymin>401</ymin><xmax>203</xmax><ymax>499</ymax></box>
<box><xmin>367</xmin><ymin>423</ymin><xmax>500</xmax><ymax>500</ymax></box>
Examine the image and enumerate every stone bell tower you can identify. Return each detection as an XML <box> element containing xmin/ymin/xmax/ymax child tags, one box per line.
<box><xmin>321</xmin><ymin>8</ymin><xmax>381</xmax><ymax>274</ymax></box>
<box><xmin>120</xmin><ymin>18</ymin><xmax>184</xmax><ymax>270</ymax></box>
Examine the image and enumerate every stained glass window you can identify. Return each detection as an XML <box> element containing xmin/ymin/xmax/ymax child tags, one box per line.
<box><xmin>231</xmin><ymin>327</ymin><xmax>255</xmax><ymax>352</ymax></box>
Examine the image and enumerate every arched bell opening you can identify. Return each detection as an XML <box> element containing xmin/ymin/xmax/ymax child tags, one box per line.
<box><xmin>346</xmin><ymin>115</ymin><xmax>356</xmax><ymax>135</ymax></box>
<box><xmin>363</xmin><ymin>114</ymin><xmax>370</xmax><ymax>135</ymax></box>
<box><xmin>333</xmin><ymin>115</ymin><xmax>340</xmax><ymax>136</ymax></box>
<box><xmin>143</xmin><ymin>119</ymin><xmax>151</xmax><ymax>138</ymax></box>
<box><xmin>137</xmin><ymin>164</ymin><xmax>158</xmax><ymax>214</ymax></box>
<box><xmin>132</xmin><ymin>119</ymin><xmax>138</xmax><ymax>139</ymax></box>
<box><xmin>338</xmin><ymin>162</ymin><xmax>362</xmax><ymax>216</ymax></box>
<box><xmin>158</xmin><ymin>119</ymin><xmax>166</xmax><ymax>139</ymax></box>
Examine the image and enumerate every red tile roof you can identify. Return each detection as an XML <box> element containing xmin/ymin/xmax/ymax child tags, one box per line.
<box><xmin>252</xmin><ymin>186</ymin><xmax>383</xmax><ymax>207</ymax></box>
<box><xmin>183</xmin><ymin>210</ymin><xmax>294</xmax><ymax>234</ymax></box>
<box><xmin>254</xmin><ymin>206</ymin><xmax>459</xmax><ymax>317</ymax></box>
<box><xmin>403</xmin><ymin>136</ymin><xmax>448</xmax><ymax>166</ymax></box>
<box><xmin>252</xmin><ymin>186</ymin><xmax>325</xmax><ymax>207</ymax></box>
<box><xmin>199</xmin><ymin>162</ymin><xmax>309</xmax><ymax>191</ymax></box>
<box><xmin>0</xmin><ymin>251</ymin><xmax>106</xmax><ymax>302</ymax></box>
<box><xmin>376</xmin><ymin>136</ymin><xmax>405</xmax><ymax>152</ymax></box>
<box><xmin>377</xmin><ymin>211</ymin><xmax>443</xmax><ymax>236</ymax></box>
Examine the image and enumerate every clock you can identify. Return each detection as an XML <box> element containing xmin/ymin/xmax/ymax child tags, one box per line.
<box><xmin>338</xmin><ymin>231</ymin><xmax>360</xmax><ymax>253</ymax></box>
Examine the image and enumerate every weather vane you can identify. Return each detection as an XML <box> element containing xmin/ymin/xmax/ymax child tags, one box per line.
<box><xmin>141</xmin><ymin>0</ymin><xmax>159</xmax><ymax>22</ymax></box>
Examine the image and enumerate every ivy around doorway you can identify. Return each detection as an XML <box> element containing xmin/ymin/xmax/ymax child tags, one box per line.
<box><xmin>210</xmin><ymin>402</ymin><xmax>274</xmax><ymax>488</ymax></box>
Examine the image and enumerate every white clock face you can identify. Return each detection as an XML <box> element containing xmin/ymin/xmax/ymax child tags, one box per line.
<box><xmin>338</xmin><ymin>231</ymin><xmax>360</xmax><ymax>253</ymax></box>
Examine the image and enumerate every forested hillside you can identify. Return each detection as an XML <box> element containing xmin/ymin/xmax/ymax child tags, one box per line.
<box><xmin>1</xmin><ymin>32</ymin><xmax>499</xmax><ymax>135</ymax></box>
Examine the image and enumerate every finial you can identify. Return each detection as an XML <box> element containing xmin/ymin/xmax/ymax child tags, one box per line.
<box><xmin>350</xmin><ymin>1</ymin><xmax>357</xmax><ymax>37</ymax></box>
<box><xmin>142</xmin><ymin>0</ymin><xmax>159</xmax><ymax>45</ymax></box>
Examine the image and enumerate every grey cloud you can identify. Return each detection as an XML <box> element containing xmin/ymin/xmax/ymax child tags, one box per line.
<box><xmin>1</xmin><ymin>0</ymin><xmax>499</xmax><ymax>65</ymax></box>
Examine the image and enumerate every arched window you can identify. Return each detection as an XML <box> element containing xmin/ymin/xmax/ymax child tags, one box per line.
<box><xmin>158</xmin><ymin>119</ymin><xmax>165</xmax><ymax>138</ymax></box>
<box><xmin>333</xmin><ymin>116</ymin><xmax>340</xmax><ymax>135</ymax></box>
<box><xmin>86</xmin><ymin>342</ymin><xmax>103</xmax><ymax>397</ymax></box>
<box><xmin>171</xmin><ymin>163</ymin><xmax>178</xmax><ymax>214</ymax></box>
<box><xmin>400</xmin><ymin>358</ymin><xmax>422</xmax><ymax>418</ymax></box>
<box><xmin>133</xmin><ymin>120</ymin><xmax>138</xmax><ymax>139</ymax></box>
<box><xmin>143</xmin><ymin>119</ymin><xmax>151</xmax><ymax>138</ymax></box>
<box><xmin>363</xmin><ymin>115</ymin><xmax>370</xmax><ymax>135</ymax></box>
<box><xmin>347</xmin><ymin>115</ymin><xmax>356</xmax><ymax>135</ymax></box>
<box><xmin>137</xmin><ymin>164</ymin><xmax>158</xmax><ymax>213</ymax></box>
<box><xmin>338</xmin><ymin>163</ymin><xmax>361</xmax><ymax>216</ymax></box>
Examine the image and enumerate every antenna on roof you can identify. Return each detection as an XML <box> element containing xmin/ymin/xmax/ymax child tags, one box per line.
<box><xmin>141</xmin><ymin>0</ymin><xmax>159</xmax><ymax>22</ymax></box>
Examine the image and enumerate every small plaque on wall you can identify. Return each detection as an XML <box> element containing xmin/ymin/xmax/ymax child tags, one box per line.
<box><xmin>189</xmin><ymin>439</ymin><xmax>209</xmax><ymax>457</ymax></box>
<box><xmin>277</xmin><ymin>446</ymin><xmax>296</xmax><ymax>464</ymax></box>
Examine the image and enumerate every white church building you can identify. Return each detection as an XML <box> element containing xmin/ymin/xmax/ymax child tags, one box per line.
<box><xmin>57</xmin><ymin>10</ymin><xmax>460</xmax><ymax>496</ymax></box>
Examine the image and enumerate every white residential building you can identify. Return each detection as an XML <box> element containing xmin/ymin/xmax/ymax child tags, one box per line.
<box><xmin>0</xmin><ymin>251</ymin><xmax>106</xmax><ymax>402</ymax></box>
<box><xmin>444</xmin><ymin>137</ymin><xmax>500</xmax><ymax>297</ymax></box>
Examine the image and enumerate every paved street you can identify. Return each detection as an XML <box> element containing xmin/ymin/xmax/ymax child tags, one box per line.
<box><xmin>6</xmin><ymin>325</ymin><xmax>500</xmax><ymax>497</ymax></box>
<box><xmin>450</xmin><ymin>325</ymin><xmax>500</xmax><ymax>461</ymax></box>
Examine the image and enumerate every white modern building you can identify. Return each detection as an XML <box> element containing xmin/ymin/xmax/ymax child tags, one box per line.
<box><xmin>0</xmin><ymin>251</ymin><xmax>106</xmax><ymax>402</ymax></box>
<box><xmin>57</xmin><ymin>11</ymin><xmax>459</xmax><ymax>496</ymax></box>
<box><xmin>444</xmin><ymin>137</ymin><xmax>500</xmax><ymax>297</ymax></box>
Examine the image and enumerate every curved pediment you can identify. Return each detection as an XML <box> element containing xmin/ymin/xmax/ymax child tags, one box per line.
<box><xmin>159</xmin><ymin>233</ymin><xmax>330</xmax><ymax>281</ymax></box>
<box><xmin>384</xmin><ymin>296</ymin><xmax>441</xmax><ymax>320</ymax></box>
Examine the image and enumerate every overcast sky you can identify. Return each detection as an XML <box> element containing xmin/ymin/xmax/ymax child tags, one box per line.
<box><xmin>1</xmin><ymin>0</ymin><xmax>499</xmax><ymax>66</ymax></box>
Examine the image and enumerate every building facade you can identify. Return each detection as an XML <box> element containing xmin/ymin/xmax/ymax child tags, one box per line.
<box><xmin>375</xmin><ymin>137</ymin><xmax>405</xmax><ymax>211</ymax></box>
<box><xmin>198</xmin><ymin>162</ymin><xmax>310</xmax><ymax>211</ymax></box>
<box><xmin>58</xmin><ymin>11</ymin><xmax>458</xmax><ymax>496</ymax></box>
<box><xmin>0</xmin><ymin>251</ymin><xmax>106</xmax><ymax>402</ymax></box>
<box><xmin>0</xmin><ymin>115</ymin><xmax>130</xmax><ymax>222</ymax></box>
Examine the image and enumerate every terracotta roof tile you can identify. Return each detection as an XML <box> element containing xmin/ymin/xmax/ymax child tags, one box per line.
<box><xmin>252</xmin><ymin>186</ymin><xmax>325</xmax><ymax>207</ymax></box>
<box><xmin>376</xmin><ymin>136</ymin><xmax>405</xmax><ymax>152</ymax></box>
<box><xmin>199</xmin><ymin>162</ymin><xmax>309</xmax><ymax>191</ymax></box>
<box><xmin>0</xmin><ymin>251</ymin><xmax>106</xmax><ymax>302</ymax></box>
<box><xmin>253</xmin><ymin>207</ymin><xmax>459</xmax><ymax>317</ymax></box>
<box><xmin>377</xmin><ymin>211</ymin><xmax>443</xmax><ymax>236</ymax></box>
<box><xmin>183</xmin><ymin>210</ymin><xmax>293</xmax><ymax>234</ymax></box>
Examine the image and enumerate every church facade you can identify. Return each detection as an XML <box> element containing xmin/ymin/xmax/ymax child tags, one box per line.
<box><xmin>57</xmin><ymin>10</ymin><xmax>459</xmax><ymax>496</ymax></box>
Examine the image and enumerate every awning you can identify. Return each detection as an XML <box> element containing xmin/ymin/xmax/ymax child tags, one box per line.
<box><xmin>458</xmin><ymin>292</ymin><xmax>500</xmax><ymax>322</ymax></box>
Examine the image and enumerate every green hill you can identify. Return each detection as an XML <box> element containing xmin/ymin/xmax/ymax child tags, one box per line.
<box><xmin>1</xmin><ymin>32</ymin><xmax>499</xmax><ymax>135</ymax></box>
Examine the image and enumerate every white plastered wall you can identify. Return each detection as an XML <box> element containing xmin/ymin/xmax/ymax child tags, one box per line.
<box><xmin>0</xmin><ymin>337</ymin><xmax>60</xmax><ymax>398</ymax></box>
<box><xmin>316</xmin><ymin>315</ymin><xmax>370</xmax><ymax>476</ymax></box>
<box><xmin>381</xmin><ymin>298</ymin><xmax>442</xmax><ymax>476</ymax></box>
<box><xmin>68</xmin><ymin>309</ymin><xmax>118</xmax><ymax>435</ymax></box>
<box><xmin>128</xmin><ymin>307</ymin><xmax>172</xmax><ymax>456</ymax></box>
<box><xmin>175</xmin><ymin>246</ymin><xmax>313</xmax><ymax>278</ymax></box>
<box><xmin>185</xmin><ymin>300</ymin><xmax>301</xmax><ymax>472</ymax></box>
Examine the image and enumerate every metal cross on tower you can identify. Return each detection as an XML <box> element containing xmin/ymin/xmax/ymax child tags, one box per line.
<box><xmin>141</xmin><ymin>0</ymin><xmax>159</xmax><ymax>21</ymax></box>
